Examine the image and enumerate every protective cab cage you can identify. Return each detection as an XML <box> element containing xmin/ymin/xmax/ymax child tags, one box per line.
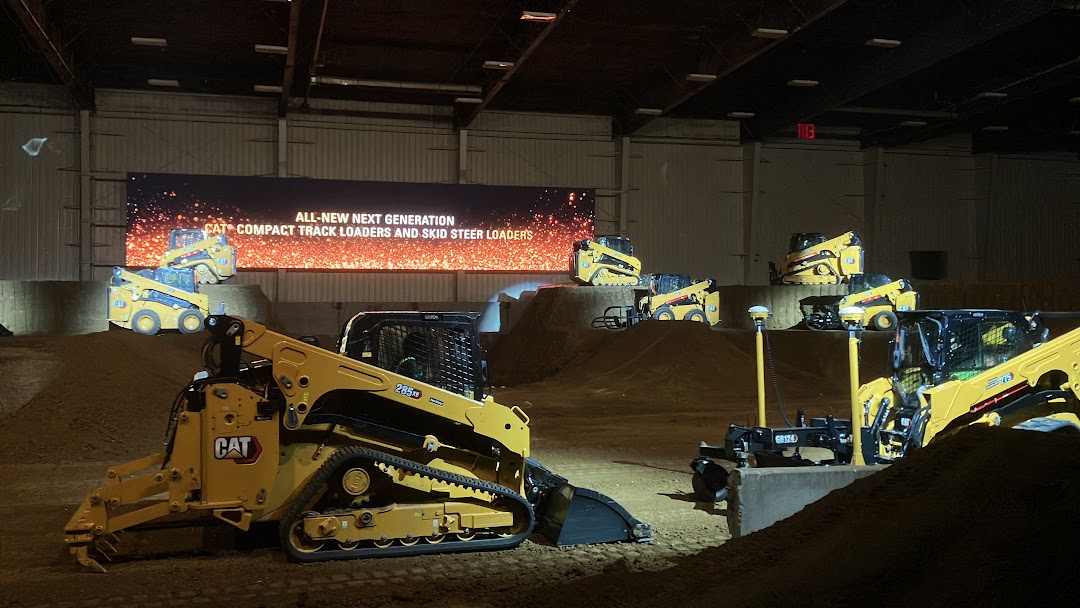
<box><xmin>339</xmin><ymin>311</ymin><xmax>487</xmax><ymax>401</ymax></box>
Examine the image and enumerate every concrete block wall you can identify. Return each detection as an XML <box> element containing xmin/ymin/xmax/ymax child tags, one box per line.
<box><xmin>0</xmin><ymin>281</ymin><xmax>270</xmax><ymax>335</ymax></box>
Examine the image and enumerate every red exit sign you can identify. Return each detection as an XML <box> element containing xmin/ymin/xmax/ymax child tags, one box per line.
<box><xmin>797</xmin><ymin>123</ymin><xmax>816</xmax><ymax>139</ymax></box>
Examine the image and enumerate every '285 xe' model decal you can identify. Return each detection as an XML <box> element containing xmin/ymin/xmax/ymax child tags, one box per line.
<box><xmin>395</xmin><ymin>383</ymin><xmax>422</xmax><ymax>399</ymax></box>
<box><xmin>214</xmin><ymin>436</ymin><xmax>262</xmax><ymax>464</ymax></box>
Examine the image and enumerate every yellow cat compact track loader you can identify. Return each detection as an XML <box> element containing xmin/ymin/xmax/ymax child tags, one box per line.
<box><xmin>691</xmin><ymin>309</ymin><xmax>1080</xmax><ymax>501</ymax></box>
<box><xmin>65</xmin><ymin>312</ymin><xmax>652</xmax><ymax>572</ymax></box>
<box><xmin>161</xmin><ymin>228</ymin><xmax>237</xmax><ymax>284</ymax></box>
<box><xmin>597</xmin><ymin>273</ymin><xmax>721</xmax><ymax>328</ymax></box>
<box><xmin>805</xmin><ymin>273</ymin><xmax>919</xmax><ymax>332</ymax></box>
<box><xmin>769</xmin><ymin>231</ymin><xmax>864</xmax><ymax>285</ymax></box>
<box><xmin>570</xmin><ymin>236</ymin><xmax>644</xmax><ymax>286</ymax></box>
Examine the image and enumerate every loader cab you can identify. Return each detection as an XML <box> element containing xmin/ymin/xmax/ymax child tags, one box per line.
<box><xmin>848</xmin><ymin>273</ymin><xmax>893</xmax><ymax>294</ymax></box>
<box><xmin>339</xmin><ymin>311</ymin><xmax>487</xmax><ymax>401</ymax></box>
<box><xmin>168</xmin><ymin>228</ymin><xmax>213</xmax><ymax>249</ymax></box>
<box><xmin>650</xmin><ymin>273</ymin><xmax>692</xmax><ymax>295</ymax></box>
<box><xmin>891</xmin><ymin>310</ymin><xmax>1034</xmax><ymax>409</ymax></box>
<box><xmin>595</xmin><ymin>235</ymin><xmax>633</xmax><ymax>257</ymax></box>
<box><xmin>789</xmin><ymin>232</ymin><xmax>826</xmax><ymax>254</ymax></box>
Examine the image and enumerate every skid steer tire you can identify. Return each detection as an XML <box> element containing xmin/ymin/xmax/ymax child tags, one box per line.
<box><xmin>177</xmin><ymin>309</ymin><xmax>205</xmax><ymax>334</ymax></box>
<box><xmin>871</xmin><ymin>310</ymin><xmax>897</xmax><ymax>331</ymax></box>
<box><xmin>653</xmin><ymin>306</ymin><xmax>676</xmax><ymax>321</ymax></box>
<box><xmin>131</xmin><ymin>310</ymin><xmax>161</xmax><ymax>335</ymax></box>
<box><xmin>682</xmin><ymin>309</ymin><xmax>707</xmax><ymax>323</ymax></box>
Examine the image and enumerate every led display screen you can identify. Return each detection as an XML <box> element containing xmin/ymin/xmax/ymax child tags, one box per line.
<box><xmin>126</xmin><ymin>173</ymin><xmax>594</xmax><ymax>271</ymax></box>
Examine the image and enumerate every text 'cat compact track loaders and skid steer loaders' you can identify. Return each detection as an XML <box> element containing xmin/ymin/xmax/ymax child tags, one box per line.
<box><xmin>160</xmin><ymin>228</ymin><xmax>238</xmax><ymax>285</ymax></box>
<box><xmin>805</xmin><ymin>273</ymin><xmax>919</xmax><ymax>332</ymax></box>
<box><xmin>65</xmin><ymin>312</ymin><xmax>652</xmax><ymax>572</ymax></box>
<box><xmin>570</xmin><ymin>235</ymin><xmax>644</xmax><ymax>286</ymax></box>
<box><xmin>769</xmin><ymin>231</ymin><xmax>864</xmax><ymax>285</ymax></box>
<box><xmin>690</xmin><ymin>307</ymin><xmax>1080</xmax><ymax>501</ymax></box>
<box><xmin>597</xmin><ymin>273</ymin><xmax>721</xmax><ymax>329</ymax></box>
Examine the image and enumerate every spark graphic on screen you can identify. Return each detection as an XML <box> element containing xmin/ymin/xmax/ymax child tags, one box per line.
<box><xmin>127</xmin><ymin>174</ymin><xmax>595</xmax><ymax>272</ymax></box>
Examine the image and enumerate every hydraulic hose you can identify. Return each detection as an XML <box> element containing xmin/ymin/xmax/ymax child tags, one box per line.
<box><xmin>762</xmin><ymin>326</ymin><xmax>794</xmax><ymax>427</ymax></box>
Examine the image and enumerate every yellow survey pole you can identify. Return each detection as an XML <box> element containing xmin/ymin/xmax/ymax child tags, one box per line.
<box><xmin>839</xmin><ymin>306</ymin><xmax>865</xmax><ymax>466</ymax></box>
<box><xmin>748</xmin><ymin>306</ymin><xmax>771</xmax><ymax>427</ymax></box>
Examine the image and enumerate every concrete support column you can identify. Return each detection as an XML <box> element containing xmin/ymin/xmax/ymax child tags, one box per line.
<box><xmin>79</xmin><ymin>109</ymin><xmax>92</xmax><ymax>280</ymax></box>
<box><xmin>867</xmin><ymin>147</ymin><xmax>885</xmax><ymax>272</ymax></box>
<box><xmin>618</xmin><ymin>136</ymin><xmax>631</xmax><ymax>235</ymax></box>
<box><xmin>741</xmin><ymin>142</ymin><xmax>762</xmax><ymax>285</ymax></box>
<box><xmin>277</xmin><ymin>118</ymin><xmax>288</xmax><ymax>178</ymax></box>
<box><xmin>975</xmin><ymin>152</ymin><xmax>997</xmax><ymax>281</ymax></box>
<box><xmin>457</xmin><ymin>128</ymin><xmax>469</xmax><ymax>184</ymax></box>
<box><xmin>274</xmin><ymin>118</ymin><xmax>288</xmax><ymax>321</ymax></box>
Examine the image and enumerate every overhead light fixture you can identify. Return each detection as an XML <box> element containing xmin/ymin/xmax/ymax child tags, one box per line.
<box><xmin>787</xmin><ymin>79</ymin><xmax>819</xmax><ymax>87</ymax></box>
<box><xmin>899</xmin><ymin>120</ymin><xmax>927</xmax><ymax>127</ymax></box>
<box><xmin>131</xmin><ymin>36</ymin><xmax>167</xmax><ymax>47</ymax></box>
<box><xmin>147</xmin><ymin>78</ymin><xmax>179</xmax><ymax>88</ymax></box>
<box><xmin>727</xmin><ymin>111</ymin><xmax>755</xmax><ymax>118</ymax></box>
<box><xmin>865</xmin><ymin>38</ymin><xmax>901</xmax><ymax>48</ymax></box>
<box><xmin>483</xmin><ymin>60</ymin><xmax>514</xmax><ymax>70</ymax></box>
<box><xmin>520</xmin><ymin>11</ymin><xmax>556</xmax><ymax>21</ymax></box>
<box><xmin>751</xmin><ymin>28</ymin><xmax>788</xmax><ymax>39</ymax></box>
<box><xmin>254</xmin><ymin>84</ymin><xmax>283</xmax><ymax>93</ymax></box>
<box><xmin>454</xmin><ymin>97</ymin><xmax>484</xmax><ymax>104</ymax></box>
<box><xmin>634</xmin><ymin>108</ymin><xmax>663</xmax><ymax>116</ymax></box>
<box><xmin>975</xmin><ymin>91</ymin><xmax>1007</xmax><ymax>99</ymax></box>
<box><xmin>1069</xmin><ymin>97</ymin><xmax>1080</xmax><ymax>104</ymax></box>
<box><xmin>982</xmin><ymin>125</ymin><xmax>1008</xmax><ymax>132</ymax></box>
<box><xmin>255</xmin><ymin>44</ymin><xmax>289</xmax><ymax>55</ymax></box>
<box><xmin>686</xmin><ymin>73</ymin><xmax>717</xmax><ymax>83</ymax></box>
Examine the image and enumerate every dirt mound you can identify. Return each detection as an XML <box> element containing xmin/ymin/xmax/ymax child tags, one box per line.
<box><xmin>548</xmin><ymin>321</ymin><xmax>891</xmax><ymax>406</ymax></box>
<box><xmin>0</xmin><ymin>330</ymin><xmax>206</xmax><ymax>464</ymax></box>
<box><xmin>516</xmin><ymin>425</ymin><xmax>1080</xmax><ymax>608</ymax></box>
<box><xmin>488</xmin><ymin>286</ymin><xmax>634</xmax><ymax>386</ymax></box>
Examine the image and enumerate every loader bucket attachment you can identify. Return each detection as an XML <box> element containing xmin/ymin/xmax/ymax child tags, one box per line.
<box><xmin>525</xmin><ymin>459</ymin><xmax>653</xmax><ymax>546</ymax></box>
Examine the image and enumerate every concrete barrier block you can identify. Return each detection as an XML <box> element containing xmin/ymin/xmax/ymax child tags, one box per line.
<box><xmin>728</xmin><ymin>465</ymin><xmax>888</xmax><ymax>538</ymax></box>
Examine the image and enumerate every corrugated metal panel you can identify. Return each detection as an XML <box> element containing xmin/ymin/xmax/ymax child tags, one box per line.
<box><xmin>89</xmin><ymin>90</ymin><xmax>278</xmax><ymax>273</ymax></box>
<box><xmin>985</xmin><ymin>155</ymin><xmax>1080</xmax><ymax>280</ymax></box>
<box><xmin>756</xmin><ymin>145</ymin><xmax>864</xmax><ymax>267</ymax></box>
<box><xmin>279</xmin><ymin>272</ymin><xmax>455</xmax><ymax>303</ymax></box>
<box><xmin>468</xmin><ymin>134</ymin><xmax>618</xmax><ymax>188</ymax></box>
<box><xmin>0</xmin><ymin>83</ymin><xmax>74</xmax><ymax>109</ymax></box>
<box><xmin>876</xmin><ymin>152</ymin><xmax>979</xmax><ymax>280</ymax></box>
<box><xmin>95</xmin><ymin>89</ymin><xmax>276</xmax><ymax>118</ymax></box>
<box><xmin>470</xmin><ymin>112</ymin><xmax>611</xmax><ymax>137</ymax></box>
<box><xmin>628</xmin><ymin>142</ymin><xmax>743</xmax><ymax>283</ymax></box>
<box><xmin>92</xmin><ymin>115</ymin><xmax>276</xmax><ymax>176</ymax></box>
<box><xmin>0</xmin><ymin>109</ymin><xmax>79</xmax><ymax>280</ymax></box>
<box><xmin>457</xmin><ymin>273</ymin><xmax>568</xmax><ymax>303</ymax></box>
<box><xmin>288</xmin><ymin>123</ymin><xmax>456</xmax><ymax>182</ymax></box>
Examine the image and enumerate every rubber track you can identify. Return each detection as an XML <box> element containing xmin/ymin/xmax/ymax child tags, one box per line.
<box><xmin>278</xmin><ymin>446</ymin><xmax>535</xmax><ymax>563</ymax></box>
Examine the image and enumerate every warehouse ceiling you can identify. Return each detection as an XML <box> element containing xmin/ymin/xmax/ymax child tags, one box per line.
<box><xmin>3</xmin><ymin>0</ymin><xmax>1079</xmax><ymax>151</ymax></box>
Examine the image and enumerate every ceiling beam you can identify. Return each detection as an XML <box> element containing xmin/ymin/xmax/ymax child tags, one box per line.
<box><xmin>830</xmin><ymin>106</ymin><xmax>958</xmax><ymax>119</ymax></box>
<box><xmin>456</xmin><ymin>0</ymin><xmax>579</xmax><ymax>129</ymax></box>
<box><xmin>6</xmin><ymin>0</ymin><xmax>92</xmax><ymax>107</ymax></box>
<box><xmin>617</xmin><ymin>0</ymin><xmax>848</xmax><ymax>136</ymax></box>
<box><xmin>871</xmin><ymin>54</ymin><xmax>1080</xmax><ymax>148</ymax></box>
<box><xmin>279</xmin><ymin>0</ymin><xmax>303</xmax><ymax>116</ymax></box>
<box><xmin>745</xmin><ymin>0</ymin><xmax>1056</xmax><ymax>141</ymax></box>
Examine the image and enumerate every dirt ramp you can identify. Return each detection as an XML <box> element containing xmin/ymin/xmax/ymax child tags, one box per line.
<box><xmin>518</xmin><ymin>426</ymin><xmax>1080</xmax><ymax>608</ymax></box>
<box><xmin>0</xmin><ymin>330</ymin><xmax>206</xmax><ymax>464</ymax></box>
